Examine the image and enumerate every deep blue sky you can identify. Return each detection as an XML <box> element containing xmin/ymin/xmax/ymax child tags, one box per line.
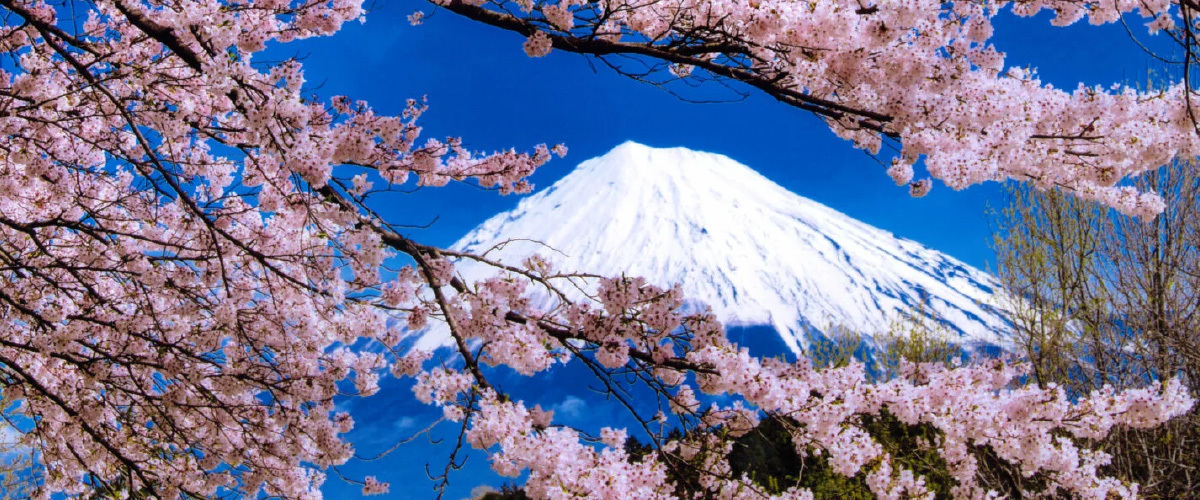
<box><xmin>284</xmin><ymin>2</ymin><xmax>1175</xmax><ymax>272</ymax></box>
<box><xmin>281</xmin><ymin>4</ymin><xmax>1176</xmax><ymax>498</ymax></box>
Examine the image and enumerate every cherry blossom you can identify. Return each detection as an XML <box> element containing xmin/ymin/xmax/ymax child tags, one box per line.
<box><xmin>0</xmin><ymin>0</ymin><xmax>1192</xmax><ymax>498</ymax></box>
<box><xmin>434</xmin><ymin>0</ymin><xmax>1200</xmax><ymax>217</ymax></box>
<box><xmin>413</xmin><ymin>276</ymin><xmax>1193</xmax><ymax>500</ymax></box>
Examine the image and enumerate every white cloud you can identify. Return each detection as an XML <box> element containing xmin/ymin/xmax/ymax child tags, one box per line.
<box><xmin>393</xmin><ymin>416</ymin><xmax>417</xmax><ymax>430</ymax></box>
<box><xmin>459</xmin><ymin>485</ymin><xmax>498</xmax><ymax>500</ymax></box>
<box><xmin>552</xmin><ymin>396</ymin><xmax>586</xmax><ymax>419</ymax></box>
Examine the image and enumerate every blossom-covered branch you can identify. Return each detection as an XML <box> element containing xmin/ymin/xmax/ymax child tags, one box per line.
<box><xmin>0</xmin><ymin>0</ymin><xmax>1193</xmax><ymax>498</ymax></box>
<box><xmin>396</xmin><ymin>266</ymin><xmax>1195</xmax><ymax>500</ymax></box>
<box><xmin>432</xmin><ymin>0</ymin><xmax>1199</xmax><ymax>217</ymax></box>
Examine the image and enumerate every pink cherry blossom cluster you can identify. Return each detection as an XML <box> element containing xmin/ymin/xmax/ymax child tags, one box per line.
<box><xmin>360</xmin><ymin>476</ymin><xmax>389</xmax><ymax>496</ymax></box>
<box><xmin>0</xmin><ymin>0</ymin><xmax>557</xmax><ymax>495</ymax></box>
<box><xmin>1</xmin><ymin>0</ymin><xmax>1195</xmax><ymax>497</ymax></box>
<box><xmin>465</xmin><ymin>390</ymin><xmax>677</xmax><ymax>499</ymax></box>
<box><xmin>397</xmin><ymin>272</ymin><xmax>1193</xmax><ymax>500</ymax></box>
<box><xmin>438</xmin><ymin>0</ymin><xmax>1200</xmax><ymax>216</ymax></box>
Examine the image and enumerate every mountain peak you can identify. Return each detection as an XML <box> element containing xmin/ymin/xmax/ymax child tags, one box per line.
<box><xmin>589</xmin><ymin>141</ymin><xmax>770</xmax><ymax>181</ymax></box>
<box><xmin>604</xmin><ymin>140</ymin><xmax>682</xmax><ymax>159</ymax></box>
<box><xmin>419</xmin><ymin>144</ymin><xmax>1010</xmax><ymax>355</ymax></box>
<box><xmin>608</xmin><ymin>139</ymin><xmax>655</xmax><ymax>154</ymax></box>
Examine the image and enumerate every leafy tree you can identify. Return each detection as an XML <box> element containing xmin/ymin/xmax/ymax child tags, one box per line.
<box><xmin>0</xmin><ymin>0</ymin><xmax>1193</xmax><ymax>498</ymax></box>
<box><xmin>993</xmin><ymin>160</ymin><xmax>1200</xmax><ymax>498</ymax></box>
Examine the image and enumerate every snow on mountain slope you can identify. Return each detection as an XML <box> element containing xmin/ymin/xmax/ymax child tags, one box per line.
<box><xmin>416</xmin><ymin>141</ymin><xmax>1010</xmax><ymax>356</ymax></box>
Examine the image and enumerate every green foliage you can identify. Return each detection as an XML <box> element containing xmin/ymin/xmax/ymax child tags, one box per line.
<box><xmin>810</xmin><ymin>297</ymin><xmax>963</xmax><ymax>382</ymax></box>
<box><xmin>875</xmin><ymin>302</ymin><xmax>961</xmax><ymax>377</ymax></box>
<box><xmin>725</xmin><ymin>413</ymin><xmax>958</xmax><ymax>500</ymax></box>
<box><xmin>806</xmin><ymin>325</ymin><xmax>868</xmax><ymax>372</ymax></box>
<box><xmin>599</xmin><ymin>410</ymin><xmax>1025</xmax><ymax>500</ymax></box>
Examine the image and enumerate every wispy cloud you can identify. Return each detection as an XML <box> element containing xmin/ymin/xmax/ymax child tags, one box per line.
<box><xmin>552</xmin><ymin>396</ymin><xmax>586</xmax><ymax>420</ymax></box>
<box><xmin>459</xmin><ymin>485</ymin><xmax>498</xmax><ymax>500</ymax></box>
<box><xmin>393</xmin><ymin>416</ymin><xmax>417</xmax><ymax>431</ymax></box>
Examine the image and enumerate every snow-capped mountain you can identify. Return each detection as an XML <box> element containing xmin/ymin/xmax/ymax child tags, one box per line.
<box><xmin>417</xmin><ymin>141</ymin><xmax>1010</xmax><ymax>356</ymax></box>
